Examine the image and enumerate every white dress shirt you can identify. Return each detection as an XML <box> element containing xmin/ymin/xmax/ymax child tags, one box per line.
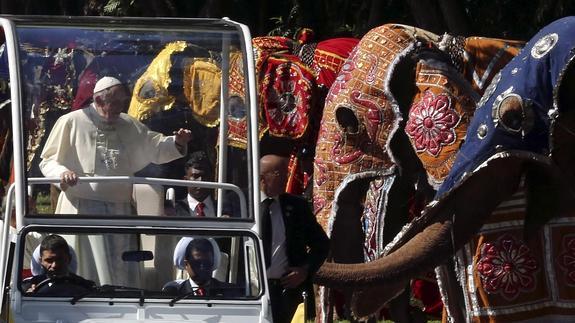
<box><xmin>261</xmin><ymin>192</ymin><xmax>289</xmax><ymax>279</ymax></box>
<box><xmin>187</xmin><ymin>194</ymin><xmax>216</xmax><ymax>217</ymax></box>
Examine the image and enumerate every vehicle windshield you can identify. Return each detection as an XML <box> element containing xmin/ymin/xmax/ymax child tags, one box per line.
<box><xmin>19</xmin><ymin>227</ymin><xmax>263</xmax><ymax>300</ymax></box>
<box><xmin>9</xmin><ymin>18</ymin><xmax>253</xmax><ymax>218</ymax></box>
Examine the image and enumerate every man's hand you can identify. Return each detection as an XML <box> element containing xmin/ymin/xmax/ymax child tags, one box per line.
<box><xmin>280</xmin><ymin>266</ymin><xmax>308</xmax><ymax>289</ymax></box>
<box><xmin>26</xmin><ymin>284</ymin><xmax>37</xmax><ymax>293</ymax></box>
<box><xmin>60</xmin><ymin>170</ymin><xmax>78</xmax><ymax>190</ymax></box>
<box><xmin>174</xmin><ymin>128</ymin><xmax>193</xmax><ymax>147</ymax></box>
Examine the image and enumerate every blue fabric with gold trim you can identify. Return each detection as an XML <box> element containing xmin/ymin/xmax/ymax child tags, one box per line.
<box><xmin>436</xmin><ymin>16</ymin><xmax>575</xmax><ymax>197</ymax></box>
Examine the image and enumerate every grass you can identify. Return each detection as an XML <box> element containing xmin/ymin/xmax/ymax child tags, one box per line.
<box><xmin>35</xmin><ymin>192</ymin><xmax>52</xmax><ymax>214</ymax></box>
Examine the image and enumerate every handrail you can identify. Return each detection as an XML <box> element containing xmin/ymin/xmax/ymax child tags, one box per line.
<box><xmin>26</xmin><ymin>176</ymin><xmax>247</xmax><ymax>220</ymax></box>
<box><xmin>0</xmin><ymin>183</ymin><xmax>15</xmax><ymax>306</ymax></box>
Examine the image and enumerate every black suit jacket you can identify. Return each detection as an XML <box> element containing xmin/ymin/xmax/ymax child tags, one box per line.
<box><xmin>22</xmin><ymin>273</ymin><xmax>95</xmax><ymax>296</ymax></box>
<box><xmin>167</xmin><ymin>278</ymin><xmax>242</xmax><ymax>298</ymax></box>
<box><xmin>174</xmin><ymin>193</ymin><xmax>240</xmax><ymax>217</ymax></box>
<box><xmin>267</xmin><ymin>193</ymin><xmax>330</xmax><ymax>279</ymax></box>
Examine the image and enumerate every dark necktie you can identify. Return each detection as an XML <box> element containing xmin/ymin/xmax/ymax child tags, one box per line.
<box><xmin>195</xmin><ymin>202</ymin><xmax>206</xmax><ymax>217</ymax></box>
<box><xmin>260</xmin><ymin>198</ymin><xmax>274</xmax><ymax>268</ymax></box>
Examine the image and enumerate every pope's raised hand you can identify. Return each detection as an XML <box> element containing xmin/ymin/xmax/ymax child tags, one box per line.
<box><xmin>174</xmin><ymin>128</ymin><xmax>192</xmax><ymax>147</ymax></box>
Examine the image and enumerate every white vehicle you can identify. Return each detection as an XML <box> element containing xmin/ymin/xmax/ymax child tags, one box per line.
<box><xmin>0</xmin><ymin>15</ymin><xmax>272</xmax><ymax>322</ymax></box>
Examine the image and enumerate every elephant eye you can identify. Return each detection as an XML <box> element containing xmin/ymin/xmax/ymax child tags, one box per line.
<box><xmin>228</xmin><ymin>95</ymin><xmax>246</xmax><ymax>119</ymax></box>
<box><xmin>335</xmin><ymin>105</ymin><xmax>360</xmax><ymax>134</ymax></box>
<box><xmin>279</xmin><ymin>92</ymin><xmax>296</xmax><ymax>113</ymax></box>
<box><xmin>499</xmin><ymin>95</ymin><xmax>523</xmax><ymax>131</ymax></box>
<box><xmin>138</xmin><ymin>80</ymin><xmax>158</xmax><ymax>100</ymax></box>
<box><xmin>493</xmin><ymin>93</ymin><xmax>534</xmax><ymax>135</ymax></box>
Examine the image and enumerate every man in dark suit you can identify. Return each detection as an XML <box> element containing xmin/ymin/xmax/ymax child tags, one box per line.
<box><xmin>22</xmin><ymin>234</ymin><xmax>95</xmax><ymax>296</ymax></box>
<box><xmin>173</xmin><ymin>151</ymin><xmax>238</xmax><ymax>217</ymax></box>
<box><xmin>260</xmin><ymin>154</ymin><xmax>329</xmax><ymax>323</ymax></box>
<box><xmin>163</xmin><ymin>237</ymin><xmax>242</xmax><ymax>298</ymax></box>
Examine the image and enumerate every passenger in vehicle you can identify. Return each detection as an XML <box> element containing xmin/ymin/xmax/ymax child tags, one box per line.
<box><xmin>22</xmin><ymin>234</ymin><xmax>95</xmax><ymax>296</ymax></box>
<box><xmin>174</xmin><ymin>150</ymin><xmax>239</xmax><ymax>217</ymax></box>
<box><xmin>38</xmin><ymin>76</ymin><xmax>192</xmax><ymax>286</ymax></box>
<box><xmin>39</xmin><ymin>76</ymin><xmax>192</xmax><ymax>215</ymax></box>
<box><xmin>163</xmin><ymin>237</ymin><xmax>241</xmax><ymax>297</ymax></box>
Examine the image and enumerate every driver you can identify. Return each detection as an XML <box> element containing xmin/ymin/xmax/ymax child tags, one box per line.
<box><xmin>22</xmin><ymin>234</ymin><xmax>95</xmax><ymax>296</ymax></box>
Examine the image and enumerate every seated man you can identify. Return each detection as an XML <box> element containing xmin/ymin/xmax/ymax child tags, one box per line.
<box><xmin>22</xmin><ymin>234</ymin><xmax>95</xmax><ymax>296</ymax></box>
<box><xmin>163</xmin><ymin>237</ymin><xmax>241</xmax><ymax>297</ymax></box>
<box><xmin>174</xmin><ymin>151</ymin><xmax>240</xmax><ymax>217</ymax></box>
<box><xmin>175</xmin><ymin>151</ymin><xmax>217</xmax><ymax>217</ymax></box>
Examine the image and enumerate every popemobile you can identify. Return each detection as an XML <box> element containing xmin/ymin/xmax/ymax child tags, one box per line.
<box><xmin>0</xmin><ymin>15</ymin><xmax>273</xmax><ymax>323</ymax></box>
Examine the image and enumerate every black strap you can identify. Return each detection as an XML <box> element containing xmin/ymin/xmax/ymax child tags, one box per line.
<box><xmin>260</xmin><ymin>198</ymin><xmax>274</xmax><ymax>268</ymax></box>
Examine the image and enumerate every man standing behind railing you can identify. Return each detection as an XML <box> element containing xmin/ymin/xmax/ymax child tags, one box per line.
<box><xmin>38</xmin><ymin>76</ymin><xmax>192</xmax><ymax>287</ymax></box>
<box><xmin>39</xmin><ymin>76</ymin><xmax>191</xmax><ymax>215</ymax></box>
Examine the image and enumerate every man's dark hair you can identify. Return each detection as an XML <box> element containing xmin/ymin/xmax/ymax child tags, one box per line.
<box><xmin>185</xmin><ymin>151</ymin><xmax>212</xmax><ymax>173</ymax></box>
<box><xmin>184</xmin><ymin>238</ymin><xmax>214</xmax><ymax>262</ymax></box>
<box><xmin>40</xmin><ymin>234</ymin><xmax>71</xmax><ymax>258</ymax></box>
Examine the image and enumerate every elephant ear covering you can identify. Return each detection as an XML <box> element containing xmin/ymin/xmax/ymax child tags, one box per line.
<box><xmin>434</xmin><ymin>16</ymin><xmax>575</xmax><ymax>203</ymax></box>
<box><xmin>385</xmin><ymin>17</ymin><xmax>575</xmax><ymax>269</ymax></box>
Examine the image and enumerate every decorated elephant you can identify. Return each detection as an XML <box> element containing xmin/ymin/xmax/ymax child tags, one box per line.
<box><xmin>314</xmin><ymin>16</ymin><xmax>575</xmax><ymax>322</ymax></box>
<box><xmin>311</xmin><ymin>23</ymin><xmax>524</xmax><ymax>321</ymax></box>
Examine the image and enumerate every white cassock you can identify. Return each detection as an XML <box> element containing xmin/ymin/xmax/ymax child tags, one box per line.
<box><xmin>39</xmin><ymin>104</ymin><xmax>185</xmax><ymax>287</ymax></box>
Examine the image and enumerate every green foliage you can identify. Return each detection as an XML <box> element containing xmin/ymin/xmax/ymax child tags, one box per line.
<box><xmin>103</xmin><ymin>0</ymin><xmax>135</xmax><ymax>16</ymax></box>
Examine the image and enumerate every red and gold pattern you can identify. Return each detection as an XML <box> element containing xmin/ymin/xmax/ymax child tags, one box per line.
<box><xmin>406</xmin><ymin>62</ymin><xmax>475</xmax><ymax>186</ymax></box>
<box><xmin>259</xmin><ymin>55</ymin><xmax>315</xmax><ymax>139</ymax></box>
<box><xmin>453</xmin><ymin>183</ymin><xmax>575</xmax><ymax>321</ymax></box>
<box><xmin>313</xmin><ymin>24</ymin><xmax>414</xmax><ymax>231</ymax></box>
<box><xmin>476</xmin><ymin>234</ymin><xmax>539</xmax><ymax>300</ymax></box>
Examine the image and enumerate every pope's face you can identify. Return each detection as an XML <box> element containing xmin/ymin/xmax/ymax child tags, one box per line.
<box><xmin>97</xmin><ymin>85</ymin><xmax>130</xmax><ymax>123</ymax></box>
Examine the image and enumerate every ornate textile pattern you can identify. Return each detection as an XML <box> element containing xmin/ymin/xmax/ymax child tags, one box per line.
<box><xmin>183</xmin><ymin>58</ymin><xmax>221</xmax><ymax>127</ymax></box>
<box><xmin>128</xmin><ymin>41</ymin><xmax>212</xmax><ymax>124</ymax></box>
<box><xmin>476</xmin><ymin>234</ymin><xmax>538</xmax><ymax>300</ymax></box>
<box><xmin>436</xmin><ymin>17</ymin><xmax>575</xmax><ymax>198</ymax></box>
<box><xmin>227</xmin><ymin>50</ymin><xmax>252</xmax><ymax>149</ymax></box>
<box><xmin>26</xmin><ymin>47</ymin><xmax>86</xmax><ymax>171</ymax></box>
<box><xmin>558</xmin><ymin>235</ymin><xmax>575</xmax><ymax>286</ymax></box>
<box><xmin>461</xmin><ymin>37</ymin><xmax>523</xmax><ymax>94</ymax></box>
<box><xmin>128</xmin><ymin>41</ymin><xmax>186</xmax><ymax>120</ymax></box>
<box><xmin>361</xmin><ymin>178</ymin><xmax>389</xmax><ymax>262</ymax></box>
<box><xmin>452</xmin><ymin>183</ymin><xmax>575</xmax><ymax>321</ymax></box>
<box><xmin>406</xmin><ymin>91</ymin><xmax>460</xmax><ymax>157</ymax></box>
<box><xmin>406</xmin><ymin>61</ymin><xmax>475</xmax><ymax>186</ymax></box>
<box><xmin>260</xmin><ymin>55</ymin><xmax>315</xmax><ymax>139</ymax></box>
<box><xmin>313</xmin><ymin>24</ymin><xmax>415</xmax><ymax>231</ymax></box>
<box><xmin>252</xmin><ymin>36</ymin><xmax>358</xmax><ymax>195</ymax></box>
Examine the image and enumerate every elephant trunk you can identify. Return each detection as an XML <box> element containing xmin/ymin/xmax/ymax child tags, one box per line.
<box><xmin>315</xmin><ymin>220</ymin><xmax>455</xmax><ymax>288</ymax></box>
<box><xmin>315</xmin><ymin>157</ymin><xmax>523</xmax><ymax>289</ymax></box>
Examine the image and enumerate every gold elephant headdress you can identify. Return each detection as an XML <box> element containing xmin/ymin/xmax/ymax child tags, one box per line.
<box><xmin>128</xmin><ymin>41</ymin><xmax>221</xmax><ymax>127</ymax></box>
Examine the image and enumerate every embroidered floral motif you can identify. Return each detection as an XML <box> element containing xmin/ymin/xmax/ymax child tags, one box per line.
<box><xmin>476</xmin><ymin>235</ymin><xmax>538</xmax><ymax>300</ymax></box>
<box><xmin>406</xmin><ymin>90</ymin><xmax>460</xmax><ymax>157</ymax></box>
<box><xmin>558</xmin><ymin>235</ymin><xmax>575</xmax><ymax>285</ymax></box>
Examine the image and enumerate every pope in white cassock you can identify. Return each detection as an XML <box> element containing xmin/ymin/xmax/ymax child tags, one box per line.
<box><xmin>39</xmin><ymin>76</ymin><xmax>192</xmax><ymax>287</ymax></box>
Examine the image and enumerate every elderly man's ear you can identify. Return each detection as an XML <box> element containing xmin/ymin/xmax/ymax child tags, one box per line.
<box><xmin>94</xmin><ymin>96</ymin><xmax>104</xmax><ymax>107</ymax></box>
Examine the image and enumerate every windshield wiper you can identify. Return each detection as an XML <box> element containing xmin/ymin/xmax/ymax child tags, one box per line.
<box><xmin>169</xmin><ymin>289</ymin><xmax>209</xmax><ymax>306</ymax></box>
<box><xmin>71</xmin><ymin>284</ymin><xmax>146</xmax><ymax>306</ymax></box>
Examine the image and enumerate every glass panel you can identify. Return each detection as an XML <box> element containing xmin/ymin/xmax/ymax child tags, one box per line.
<box><xmin>20</xmin><ymin>229</ymin><xmax>262</xmax><ymax>300</ymax></box>
<box><xmin>16</xmin><ymin>22</ymin><xmax>251</xmax><ymax>218</ymax></box>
